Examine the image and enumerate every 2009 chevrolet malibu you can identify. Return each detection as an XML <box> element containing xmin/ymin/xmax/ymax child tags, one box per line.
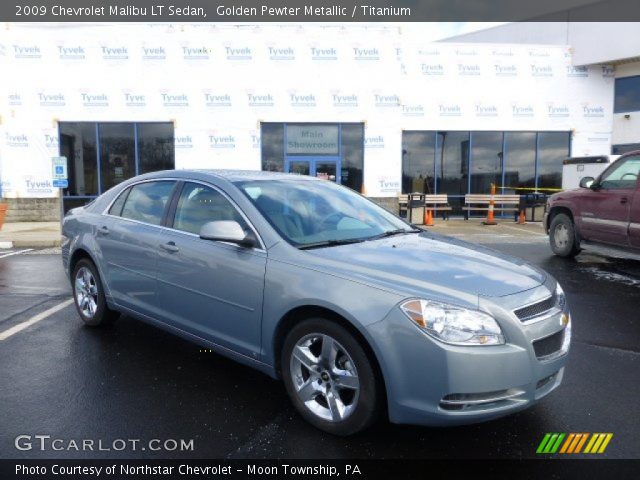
<box><xmin>62</xmin><ymin>170</ymin><xmax>571</xmax><ymax>435</ymax></box>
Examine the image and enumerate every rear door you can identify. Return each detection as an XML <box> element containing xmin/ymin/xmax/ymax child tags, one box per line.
<box><xmin>155</xmin><ymin>181</ymin><xmax>267</xmax><ymax>358</ymax></box>
<box><xmin>629</xmin><ymin>175</ymin><xmax>640</xmax><ymax>249</ymax></box>
<box><xmin>579</xmin><ymin>155</ymin><xmax>640</xmax><ymax>246</ymax></box>
<box><xmin>101</xmin><ymin>180</ymin><xmax>177</xmax><ymax>317</ymax></box>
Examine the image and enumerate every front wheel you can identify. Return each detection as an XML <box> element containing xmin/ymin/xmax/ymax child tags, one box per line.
<box><xmin>549</xmin><ymin>213</ymin><xmax>581</xmax><ymax>258</ymax></box>
<box><xmin>281</xmin><ymin>318</ymin><xmax>381</xmax><ymax>435</ymax></box>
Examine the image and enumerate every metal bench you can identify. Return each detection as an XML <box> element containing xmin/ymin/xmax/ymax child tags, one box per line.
<box><xmin>463</xmin><ymin>194</ymin><xmax>521</xmax><ymax>220</ymax></box>
<box><xmin>399</xmin><ymin>193</ymin><xmax>451</xmax><ymax>224</ymax></box>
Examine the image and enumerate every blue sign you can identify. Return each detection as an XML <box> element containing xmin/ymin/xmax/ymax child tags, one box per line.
<box><xmin>53</xmin><ymin>179</ymin><xmax>68</xmax><ymax>188</ymax></box>
<box><xmin>55</xmin><ymin>165</ymin><xmax>64</xmax><ymax>175</ymax></box>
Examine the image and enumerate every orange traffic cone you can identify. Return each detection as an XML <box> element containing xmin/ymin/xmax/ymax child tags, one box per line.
<box><xmin>517</xmin><ymin>210</ymin><xmax>526</xmax><ymax>225</ymax></box>
<box><xmin>482</xmin><ymin>183</ymin><xmax>498</xmax><ymax>226</ymax></box>
<box><xmin>360</xmin><ymin>184</ymin><xmax>367</xmax><ymax>196</ymax></box>
<box><xmin>424</xmin><ymin>208</ymin><xmax>434</xmax><ymax>227</ymax></box>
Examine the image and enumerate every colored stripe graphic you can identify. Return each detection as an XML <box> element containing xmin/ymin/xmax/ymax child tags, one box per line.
<box><xmin>538</xmin><ymin>433</ymin><xmax>613</xmax><ymax>454</ymax></box>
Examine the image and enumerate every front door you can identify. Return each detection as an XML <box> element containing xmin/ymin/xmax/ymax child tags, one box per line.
<box><xmin>628</xmin><ymin>179</ymin><xmax>640</xmax><ymax>249</ymax></box>
<box><xmin>285</xmin><ymin>157</ymin><xmax>341</xmax><ymax>183</ymax></box>
<box><xmin>580</xmin><ymin>155</ymin><xmax>640</xmax><ymax>246</ymax></box>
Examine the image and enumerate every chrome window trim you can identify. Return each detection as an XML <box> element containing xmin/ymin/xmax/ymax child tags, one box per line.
<box><xmin>101</xmin><ymin>177</ymin><xmax>267</xmax><ymax>252</ymax></box>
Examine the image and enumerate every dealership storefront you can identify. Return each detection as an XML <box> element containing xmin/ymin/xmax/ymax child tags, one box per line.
<box><xmin>0</xmin><ymin>23</ymin><xmax>614</xmax><ymax>219</ymax></box>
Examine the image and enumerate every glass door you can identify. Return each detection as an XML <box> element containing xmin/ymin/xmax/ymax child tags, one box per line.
<box><xmin>285</xmin><ymin>157</ymin><xmax>341</xmax><ymax>183</ymax></box>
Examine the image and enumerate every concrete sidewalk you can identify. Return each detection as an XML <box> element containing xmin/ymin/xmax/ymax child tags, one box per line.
<box><xmin>0</xmin><ymin>222</ymin><xmax>61</xmax><ymax>248</ymax></box>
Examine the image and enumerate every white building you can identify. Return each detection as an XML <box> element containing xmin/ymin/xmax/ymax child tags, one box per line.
<box><xmin>0</xmin><ymin>23</ymin><xmax>619</xmax><ymax>219</ymax></box>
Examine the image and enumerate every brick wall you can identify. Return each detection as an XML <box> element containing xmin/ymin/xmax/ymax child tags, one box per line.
<box><xmin>2</xmin><ymin>198</ymin><xmax>61</xmax><ymax>222</ymax></box>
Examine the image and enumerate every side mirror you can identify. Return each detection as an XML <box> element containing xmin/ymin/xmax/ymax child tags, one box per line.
<box><xmin>579</xmin><ymin>176</ymin><xmax>595</xmax><ymax>189</ymax></box>
<box><xmin>199</xmin><ymin>220</ymin><xmax>257</xmax><ymax>248</ymax></box>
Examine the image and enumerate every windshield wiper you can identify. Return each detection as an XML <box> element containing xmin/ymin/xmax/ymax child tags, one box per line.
<box><xmin>370</xmin><ymin>228</ymin><xmax>422</xmax><ymax>240</ymax></box>
<box><xmin>297</xmin><ymin>238</ymin><xmax>366</xmax><ymax>250</ymax></box>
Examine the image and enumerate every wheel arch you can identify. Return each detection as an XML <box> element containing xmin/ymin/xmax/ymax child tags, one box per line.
<box><xmin>547</xmin><ymin>205</ymin><xmax>577</xmax><ymax>233</ymax></box>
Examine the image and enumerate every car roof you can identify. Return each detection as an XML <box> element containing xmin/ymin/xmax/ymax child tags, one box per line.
<box><xmin>140</xmin><ymin>169</ymin><xmax>321</xmax><ymax>183</ymax></box>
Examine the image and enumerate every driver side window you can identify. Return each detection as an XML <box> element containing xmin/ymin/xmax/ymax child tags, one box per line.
<box><xmin>599</xmin><ymin>155</ymin><xmax>640</xmax><ymax>189</ymax></box>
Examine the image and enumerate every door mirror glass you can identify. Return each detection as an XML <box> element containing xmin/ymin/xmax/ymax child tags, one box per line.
<box><xmin>199</xmin><ymin>221</ymin><xmax>256</xmax><ymax>248</ymax></box>
<box><xmin>579</xmin><ymin>176</ymin><xmax>595</xmax><ymax>189</ymax></box>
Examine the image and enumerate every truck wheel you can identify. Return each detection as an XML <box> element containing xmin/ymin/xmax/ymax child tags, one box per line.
<box><xmin>549</xmin><ymin>213</ymin><xmax>581</xmax><ymax>258</ymax></box>
<box><xmin>282</xmin><ymin>318</ymin><xmax>381</xmax><ymax>436</ymax></box>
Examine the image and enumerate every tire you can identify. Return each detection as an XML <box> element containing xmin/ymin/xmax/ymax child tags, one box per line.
<box><xmin>281</xmin><ymin>318</ymin><xmax>381</xmax><ymax>435</ymax></box>
<box><xmin>549</xmin><ymin>213</ymin><xmax>581</xmax><ymax>258</ymax></box>
<box><xmin>72</xmin><ymin>258</ymin><xmax>118</xmax><ymax>327</ymax></box>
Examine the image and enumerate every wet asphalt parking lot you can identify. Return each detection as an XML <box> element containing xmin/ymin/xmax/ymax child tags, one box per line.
<box><xmin>0</xmin><ymin>232</ymin><xmax>639</xmax><ymax>460</ymax></box>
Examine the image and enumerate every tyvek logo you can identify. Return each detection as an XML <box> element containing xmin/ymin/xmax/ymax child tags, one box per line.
<box><xmin>374</xmin><ymin>94</ymin><xmax>399</xmax><ymax>107</ymax></box>
<box><xmin>247</xmin><ymin>94</ymin><xmax>274</xmax><ymax>107</ymax></box>
<box><xmin>44</xmin><ymin>134</ymin><xmax>59</xmax><ymax>149</ymax></box>
<box><xmin>251</xmin><ymin>133</ymin><xmax>261</xmax><ymax>149</ymax></box>
<box><xmin>209</xmin><ymin>134</ymin><xmax>235</xmax><ymax>149</ymax></box>
<box><xmin>492</xmin><ymin>48</ymin><xmax>514</xmax><ymax>57</ymax></box>
<box><xmin>418</xmin><ymin>48</ymin><xmax>440</xmax><ymax>56</ymax></box>
<box><xmin>204</xmin><ymin>93</ymin><xmax>232</xmax><ymax>107</ymax></box>
<box><xmin>511</xmin><ymin>104</ymin><xmax>535</xmax><ymax>117</ymax></box>
<box><xmin>290</xmin><ymin>93</ymin><xmax>316</xmax><ymax>107</ymax></box>
<box><xmin>365</xmin><ymin>136</ymin><xmax>384</xmax><ymax>149</ymax></box>
<box><xmin>547</xmin><ymin>103</ymin><xmax>570</xmax><ymax>118</ymax></box>
<box><xmin>268</xmin><ymin>46</ymin><xmax>295</xmax><ymax>61</ymax></box>
<box><xmin>475</xmin><ymin>104</ymin><xmax>498</xmax><ymax>117</ymax></box>
<box><xmin>82</xmin><ymin>93</ymin><xmax>109</xmax><ymax>107</ymax></box>
<box><xmin>494</xmin><ymin>64</ymin><xmax>517</xmax><ymax>76</ymax></box>
<box><xmin>175</xmin><ymin>135</ymin><xmax>193</xmax><ymax>149</ymax></box>
<box><xmin>332</xmin><ymin>94</ymin><xmax>358</xmax><ymax>107</ymax></box>
<box><xmin>5</xmin><ymin>133</ymin><xmax>28</xmax><ymax>147</ymax></box>
<box><xmin>401</xmin><ymin>104</ymin><xmax>424</xmax><ymax>117</ymax></box>
<box><xmin>8</xmin><ymin>93</ymin><xmax>22</xmax><ymax>106</ymax></box>
<box><xmin>529</xmin><ymin>48</ymin><xmax>550</xmax><ymax>57</ymax></box>
<box><xmin>439</xmin><ymin>104</ymin><xmax>462</xmax><ymax>116</ymax></box>
<box><xmin>421</xmin><ymin>64</ymin><xmax>444</xmax><ymax>75</ymax></box>
<box><xmin>601</xmin><ymin>65</ymin><xmax>615</xmax><ymax>78</ymax></box>
<box><xmin>566</xmin><ymin>65</ymin><xmax>588</xmax><ymax>77</ymax></box>
<box><xmin>25</xmin><ymin>178</ymin><xmax>53</xmax><ymax>193</ymax></box>
<box><xmin>182</xmin><ymin>46</ymin><xmax>209</xmax><ymax>60</ymax></box>
<box><xmin>124</xmin><ymin>93</ymin><xmax>146</xmax><ymax>107</ymax></box>
<box><xmin>101</xmin><ymin>46</ymin><xmax>128</xmax><ymax>60</ymax></box>
<box><xmin>142</xmin><ymin>46</ymin><xmax>166</xmax><ymax>60</ymax></box>
<box><xmin>353</xmin><ymin>47</ymin><xmax>379</xmax><ymax>61</ymax></box>
<box><xmin>531</xmin><ymin>65</ymin><xmax>553</xmax><ymax>77</ymax></box>
<box><xmin>582</xmin><ymin>104</ymin><xmax>605</xmax><ymax>118</ymax></box>
<box><xmin>58</xmin><ymin>45</ymin><xmax>85</xmax><ymax>60</ymax></box>
<box><xmin>311</xmin><ymin>47</ymin><xmax>337</xmax><ymax>61</ymax></box>
<box><xmin>38</xmin><ymin>93</ymin><xmax>66</xmax><ymax>107</ymax></box>
<box><xmin>13</xmin><ymin>45</ymin><xmax>41</xmax><ymax>59</ymax></box>
<box><xmin>225</xmin><ymin>46</ymin><xmax>252</xmax><ymax>60</ymax></box>
<box><xmin>458</xmin><ymin>64</ymin><xmax>480</xmax><ymax>76</ymax></box>
<box><xmin>162</xmin><ymin>93</ymin><xmax>189</xmax><ymax>107</ymax></box>
<box><xmin>378</xmin><ymin>178</ymin><xmax>400</xmax><ymax>193</ymax></box>
<box><xmin>455</xmin><ymin>48</ymin><xmax>477</xmax><ymax>56</ymax></box>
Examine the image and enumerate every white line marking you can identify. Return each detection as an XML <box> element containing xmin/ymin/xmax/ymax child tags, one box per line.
<box><xmin>499</xmin><ymin>224</ymin><xmax>547</xmax><ymax>237</ymax></box>
<box><xmin>0</xmin><ymin>299</ymin><xmax>73</xmax><ymax>341</ymax></box>
<box><xmin>0</xmin><ymin>249</ymin><xmax>33</xmax><ymax>259</ymax></box>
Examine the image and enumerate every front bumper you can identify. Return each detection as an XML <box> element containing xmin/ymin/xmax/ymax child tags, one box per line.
<box><xmin>366</xmin><ymin>283</ymin><xmax>570</xmax><ymax>426</ymax></box>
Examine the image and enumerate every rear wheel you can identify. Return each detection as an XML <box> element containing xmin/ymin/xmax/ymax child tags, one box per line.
<box><xmin>72</xmin><ymin>258</ymin><xmax>118</xmax><ymax>326</ymax></box>
<box><xmin>281</xmin><ymin>318</ymin><xmax>380</xmax><ymax>436</ymax></box>
<box><xmin>549</xmin><ymin>213</ymin><xmax>580</xmax><ymax>258</ymax></box>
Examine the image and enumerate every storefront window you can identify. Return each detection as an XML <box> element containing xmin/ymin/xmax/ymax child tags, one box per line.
<box><xmin>99</xmin><ymin>123</ymin><xmax>136</xmax><ymax>192</ymax></box>
<box><xmin>504</xmin><ymin>132</ymin><xmax>536</xmax><ymax>190</ymax></box>
<box><xmin>614</xmin><ymin>75</ymin><xmax>640</xmax><ymax>113</ymax></box>
<box><xmin>537</xmin><ymin>132</ymin><xmax>570</xmax><ymax>190</ymax></box>
<box><xmin>470</xmin><ymin>132</ymin><xmax>503</xmax><ymax>194</ymax></box>
<box><xmin>436</xmin><ymin>131</ymin><xmax>469</xmax><ymax>197</ymax></box>
<box><xmin>59</xmin><ymin>123</ymin><xmax>98</xmax><ymax>197</ymax></box>
<box><xmin>261</xmin><ymin>123</ymin><xmax>285</xmax><ymax>172</ymax></box>
<box><xmin>340</xmin><ymin>124</ymin><xmax>364</xmax><ymax>192</ymax></box>
<box><xmin>138</xmin><ymin>123</ymin><xmax>175</xmax><ymax>174</ymax></box>
<box><xmin>401</xmin><ymin>131</ymin><xmax>435</xmax><ymax>194</ymax></box>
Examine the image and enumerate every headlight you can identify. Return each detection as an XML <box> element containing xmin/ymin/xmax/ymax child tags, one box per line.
<box><xmin>555</xmin><ymin>282</ymin><xmax>566</xmax><ymax>310</ymax></box>
<box><xmin>400</xmin><ymin>299</ymin><xmax>505</xmax><ymax>346</ymax></box>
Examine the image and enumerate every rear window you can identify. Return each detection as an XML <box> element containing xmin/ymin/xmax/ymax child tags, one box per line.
<box><xmin>120</xmin><ymin>181</ymin><xmax>176</xmax><ymax>225</ymax></box>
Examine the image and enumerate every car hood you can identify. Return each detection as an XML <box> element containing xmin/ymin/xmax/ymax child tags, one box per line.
<box><xmin>305</xmin><ymin>232</ymin><xmax>547</xmax><ymax>300</ymax></box>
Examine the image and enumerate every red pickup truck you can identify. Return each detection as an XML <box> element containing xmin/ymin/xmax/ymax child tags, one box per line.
<box><xmin>545</xmin><ymin>151</ymin><xmax>640</xmax><ymax>257</ymax></box>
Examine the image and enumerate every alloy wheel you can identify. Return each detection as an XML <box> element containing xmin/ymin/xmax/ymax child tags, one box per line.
<box><xmin>289</xmin><ymin>333</ymin><xmax>360</xmax><ymax>422</ymax></box>
<box><xmin>75</xmin><ymin>266</ymin><xmax>98</xmax><ymax>318</ymax></box>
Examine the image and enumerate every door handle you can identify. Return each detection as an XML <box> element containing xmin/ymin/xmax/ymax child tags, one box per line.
<box><xmin>97</xmin><ymin>226</ymin><xmax>109</xmax><ymax>235</ymax></box>
<box><xmin>159</xmin><ymin>241</ymin><xmax>179</xmax><ymax>253</ymax></box>
<box><xmin>620</xmin><ymin>197</ymin><xmax>628</xmax><ymax>204</ymax></box>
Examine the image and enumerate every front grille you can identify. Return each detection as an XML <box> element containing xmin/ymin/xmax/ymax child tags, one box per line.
<box><xmin>514</xmin><ymin>293</ymin><xmax>557</xmax><ymax>321</ymax></box>
<box><xmin>533</xmin><ymin>330</ymin><xmax>565</xmax><ymax>360</ymax></box>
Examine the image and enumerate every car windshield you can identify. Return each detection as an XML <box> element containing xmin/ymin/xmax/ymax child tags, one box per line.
<box><xmin>235</xmin><ymin>179</ymin><xmax>417</xmax><ymax>248</ymax></box>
